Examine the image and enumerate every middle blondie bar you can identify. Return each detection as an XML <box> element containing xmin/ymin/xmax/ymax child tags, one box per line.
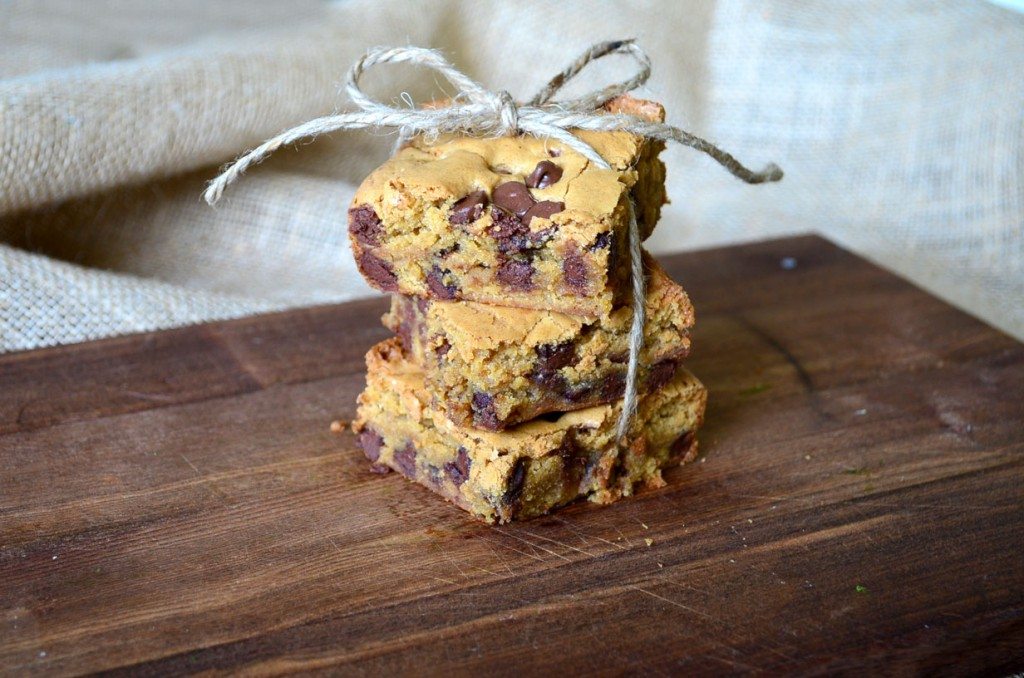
<box><xmin>384</xmin><ymin>254</ymin><xmax>694</xmax><ymax>431</ymax></box>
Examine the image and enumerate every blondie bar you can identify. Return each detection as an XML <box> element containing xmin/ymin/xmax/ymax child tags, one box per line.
<box><xmin>352</xmin><ymin>338</ymin><xmax>706</xmax><ymax>524</ymax></box>
<box><xmin>348</xmin><ymin>95</ymin><xmax>667</xmax><ymax>318</ymax></box>
<box><xmin>384</xmin><ymin>254</ymin><xmax>693</xmax><ymax>431</ymax></box>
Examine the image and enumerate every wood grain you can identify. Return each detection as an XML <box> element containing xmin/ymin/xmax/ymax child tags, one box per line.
<box><xmin>1</xmin><ymin>236</ymin><xmax>1021</xmax><ymax>676</ymax></box>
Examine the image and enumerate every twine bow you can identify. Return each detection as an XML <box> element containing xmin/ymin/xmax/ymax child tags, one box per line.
<box><xmin>204</xmin><ymin>39</ymin><xmax>783</xmax><ymax>439</ymax></box>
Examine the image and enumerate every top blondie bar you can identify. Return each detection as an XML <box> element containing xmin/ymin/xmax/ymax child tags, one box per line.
<box><xmin>348</xmin><ymin>95</ymin><xmax>667</xmax><ymax>318</ymax></box>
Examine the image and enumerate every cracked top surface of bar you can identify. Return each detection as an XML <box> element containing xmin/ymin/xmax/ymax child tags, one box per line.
<box><xmin>348</xmin><ymin>95</ymin><xmax>667</xmax><ymax>318</ymax></box>
<box><xmin>385</xmin><ymin>254</ymin><xmax>694</xmax><ymax>431</ymax></box>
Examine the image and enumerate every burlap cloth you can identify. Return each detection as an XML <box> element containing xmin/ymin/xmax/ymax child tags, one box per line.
<box><xmin>2</xmin><ymin>0</ymin><xmax>1021</xmax><ymax>353</ymax></box>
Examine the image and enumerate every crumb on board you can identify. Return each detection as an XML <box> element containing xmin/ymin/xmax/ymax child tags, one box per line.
<box><xmin>644</xmin><ymin>538</ymin><xmax>654</xmax><ymax>547</ymax></box>
<box><xmin>855</xmin><ymin>584</ymin><xmax>868</xmax><ymax>594</ymax></box>
<box><xmin>329</xmin><ymin>419</ymin><xmax>348</xmax><ymax>433</ymax></box>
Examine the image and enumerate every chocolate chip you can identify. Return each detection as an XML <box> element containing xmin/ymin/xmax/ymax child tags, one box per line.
<box><xmin>492</xmin><ymin>181</ymin><xmax>535</xmax><ymax>217</ymax></box>
<box><xmin>426</xmin><ymin>464</ymin><xmax>443</xmax><ymax>488</ymax></box>
<box><xmin>394</xmin><ymin>440</ymin><xmax>417</xmax><ymax>477</ymax></box>
<box><xmin>562</xmin><ymin>245</ymin><xmax>589</xmax><ymax>293</ymax></box>
<box><xmin>522</xmin><ymin>200</ymin><xmax>564</xmax><ymax>228</ymax></box>
<box><xmin>564</xmin><ymin>381</ymin><xmax>597</xmax><ymax>403</ymax></box>
<box><xmin>647</xmin><ymin>359</ymin><xmax>679</xmax><ymax>390</ymax></box>
<box><xmin>471</xmin><ymin>392</ymin><xmax>500</xmax><ymax>430</ymax></box>
<box><xmin>497</xmin><ymin>258</ymin><xmax>534</xmax><ymax>290</ymax></box>
<box><xmin>358</xmin><ymin>251</ymin><xmax>398</xmax><ymax>291</ymax></box>
<box><xmin>444</xmin><ymin>446</ymin><xmax>471</xmax><ymax>487</ymax></box>
<box><xmin>426</xmin><ymin>265</ymin><xmax>459</xmax><ymax>300</ymax></box>
<box><xmin>535</xmin><ymin>341</ymin><xmax>576</xmax><ymax>371</ymax></box>
<box><xmin>489</xmin><ymin>206</ymin><xmax>529</xmax><ymax>251</ymax></box>
<box><xmin>532</xmin><ymin>369</ymin><xmax>568</xmax><ymax>392</ymax></box>
<box><xmin>601</xmin><ymin>372</ymin><xmax>627</xmax><ymax>400</ymax></box>
<box><xmin>525</xmin><ymin>160</ymin><xmax>563</xmax><ymax>189</ymax></box>
<box><xmin>435</xmin><ymin>337</ymin><xmax>451</xmax><ymax>360</ymax></box>
<box><xmin>670</xmin><ymin>431</ymin><xmax>696</xmax><ymax>460</ymax></box>
<box><xmin>490</xmin><ymin>207</ymin><xmax>556</xmax><ymax>254</ymax></box>
<box><xmin>436</xmin><ymin>243</ymin><xmax>460</xmax><ymax>258</ymax></box>
<box><xmin>348</xmin><ymin>205</ymin><xmax>382</xmax><ymax>246</ymax></box>
<box><xmin>449</xmin><ymin>190</ymin><xmax>488</xmax><ymax>225</ymax></box>
<box><xmin>502</xmin><ymin>458</ymin><xmax>529</xmax><ymax>505</ymax></box>
<box><xmin>589</xmin><ymin>232</ymin><xmax>611</xmax><ymax>250</ymax></box>
<box><xmin>358</xmin><ymin>428</ymin><xmax>384</xmax><ymax>463</ymax></box>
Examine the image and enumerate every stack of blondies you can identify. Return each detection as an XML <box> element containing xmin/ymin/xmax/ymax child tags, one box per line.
<box><xmin>349</xmin><ymin>95</ymin><xmax>707</xmax><ymax>524</ymax></box>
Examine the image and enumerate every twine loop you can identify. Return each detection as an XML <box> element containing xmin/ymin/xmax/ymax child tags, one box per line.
<box><xmin>204</xmin><ymin>39</ymin><xmax>783</xmax><ymax>439</ymax></box>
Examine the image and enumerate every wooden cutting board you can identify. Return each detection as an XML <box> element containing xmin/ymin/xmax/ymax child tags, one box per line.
<box><xmin>2</xmin><ymin>235</ymin><xmax>1022</xmax><ymax>675</ymax></box>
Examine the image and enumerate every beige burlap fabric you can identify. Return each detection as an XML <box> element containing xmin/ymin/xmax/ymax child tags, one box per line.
<box><xmin>1</xmin><ymin>0</ymin><xmax>1022</xmax><ymax>353</ymax></box>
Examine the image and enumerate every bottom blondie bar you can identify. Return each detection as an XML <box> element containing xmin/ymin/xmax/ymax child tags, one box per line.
<box><xmin>353</xmin><ymin>338</ymin><xmax>707</xmax><ymax>524</ymax></box>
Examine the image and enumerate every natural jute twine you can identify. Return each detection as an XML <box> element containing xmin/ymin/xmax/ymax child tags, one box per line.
<box><xmin>205</xmin><ymin>39</ymin><xmax>783</xmax><ymax>439</ymax></box>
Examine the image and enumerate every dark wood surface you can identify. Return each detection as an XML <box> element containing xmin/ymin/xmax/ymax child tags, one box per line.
<box><xmin>1</xmin><ymin>235</ymin><xmax>1022</xmax><ymax>676</ymax></box>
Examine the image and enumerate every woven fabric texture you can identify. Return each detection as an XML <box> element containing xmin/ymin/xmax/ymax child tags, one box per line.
<box><xmin>1</xmin><ymin>0</ymin><xmax>1021</xmax><ymax>353</ymax></box>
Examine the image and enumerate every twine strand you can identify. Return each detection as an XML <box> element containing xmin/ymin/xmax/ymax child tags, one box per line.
<box><xmin>203</xmin><ymin>40</ymin><xmax>783</xmax><ymax>440</ymax></box>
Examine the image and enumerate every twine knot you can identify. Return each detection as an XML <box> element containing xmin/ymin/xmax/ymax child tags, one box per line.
<box><xmin>203</xmin><ymin>39</ymin><xmax>783</xmax><ymax>438</ymax></box>
<box><xmin>494</xmin><ymin>90</ymin><xmax>519</xmax><ymax>135</ymax></box>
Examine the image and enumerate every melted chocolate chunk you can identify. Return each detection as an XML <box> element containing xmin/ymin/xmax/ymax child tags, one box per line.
<box><xmin>426</xmin><ymin>265</ymin><xmax>459</xmax><ymax>300</ymax></box>
<box><xmin>600</xmin><ymin>372</ymin><xmax>627</xmax><ymax>400</ymax></box>
<box><xmin>589</xmin><ymin>232</ymin><xmax>611</xmax><ymax>250</ymax></box>
<box><xmin>472</xmin><ymin>392</ymin><xmax>500</xmax><ymax>430</ymax></box>
<box><xmin>525</xmin><ymin>160</ymin><xmax>563</xmax><ymax>189</ymax></box>
<box><xmin>647</xmin><ymin>359</ymin><xmax>679</xmax><ymax>390</ymax></box>
<box><xmin>489</xmin><ymin>206</ymin><xmax>531</xmax><ymax>253</ymax></box>
<box><xmin>394</xmin><ymin>440</ymin><xmax>418</xmax><ymax>477</ymax></box>
<box><xmin>535</xmin><ymin>341</ymin><xmax>576</xmax><ymax>371</ymax></box>
<box><xmin>565</xmin><ymin>380</ymin><xmax>598</xmax><ymax>403</ymax></box>
<box><xmin>562</xmin><ymin>245</ymin><xmax>590</xmax><ymax>293</ymax></box>
<box><xmin>532</xmin><ymin>369</ymin><xmax>569</xmax><ymax>392</ymax></box>
<box><xmin>449</xmin><ymin>190</ymin><xmax>488</xmax><ymax>225</ymax></box>
<box><xmin>497</xmin><ymin>258</ymin><xmax>534</xmax><ymax>290</ymax></box>
<box><xmin>492</xmin><ymin>181</ymin><xmax>535</xmax><ymax>217</ymax></box>
<box><xmin>502</xmin><ymin>458</ymin><xmax>529</xmax><ymax>506</ymax></box>
<box><xmin>348</xmin><ymin>205</ymin><xmax>382</xmax><ymax>246</ymax></box>
<box><xmin>358</xmin><ymin>251</ymin><xmax>398</xmax><ymax>291</ymax></box>
<box><xmin>358</xmin><ymin>428</ymin><xmax>384</xmax><ymax>463</ymax></box>
<box><xmin>522</xmin><ymin>200</ymin><xmax>565</xmax><ymax>228</ymax></box>
<box><xmin>444</xmin><ymin>446</ymin><xmax>471</xmax><ymax>487</ymax></box>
